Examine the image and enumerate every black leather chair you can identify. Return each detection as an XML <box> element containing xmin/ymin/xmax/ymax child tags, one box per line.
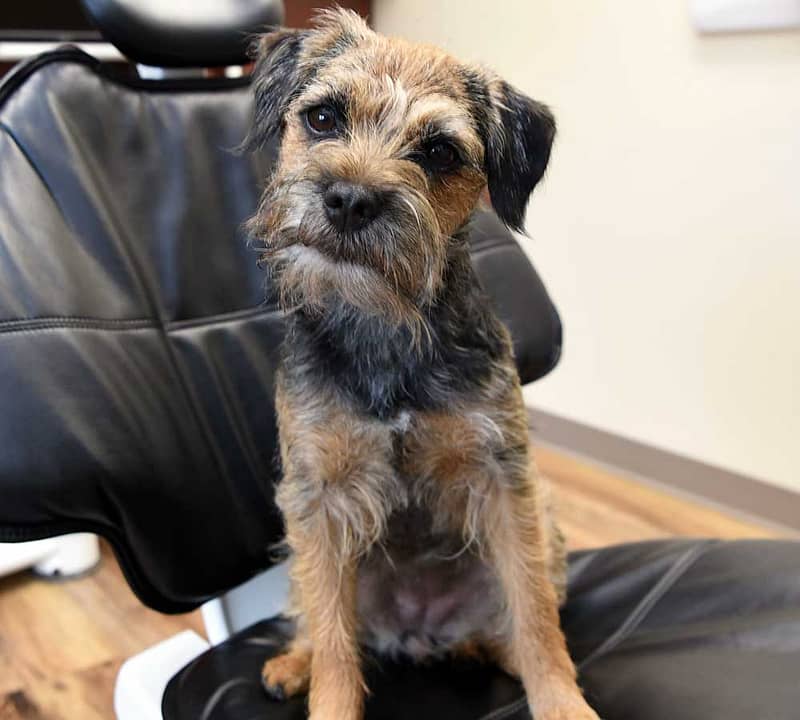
<box><xmin>1</xmin><ymin>2</ymin><xmax>798</xmax><ymax>719</ymax></box>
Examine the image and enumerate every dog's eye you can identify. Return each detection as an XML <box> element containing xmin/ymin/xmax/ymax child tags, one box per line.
<box><xmin>425</xmin><ymin>141</ymin><xmax>459</xmax><ymax>171</ymax></box>
<box><xmin>306</xmin><ymin>105</ymin><xmax>337</xmax><ymax>134</ymax></box>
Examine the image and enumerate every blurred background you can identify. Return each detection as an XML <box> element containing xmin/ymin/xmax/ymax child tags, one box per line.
<box><xmin>372</xmin><ymin>0</ymin><xmax>800</xmax><ymax>514</ymax></box>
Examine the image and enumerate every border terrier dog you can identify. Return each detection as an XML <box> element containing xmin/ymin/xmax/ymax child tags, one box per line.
<box><xmin>248</xmin><ymin>10</ymin><xmax>599</xmax><ymax>720</ymax></box>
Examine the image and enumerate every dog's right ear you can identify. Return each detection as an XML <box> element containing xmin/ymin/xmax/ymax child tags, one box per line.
<box><xmin>244</xmin><ymin>28</ymin><xmax>309</xmax><ymax>149</ymax></box>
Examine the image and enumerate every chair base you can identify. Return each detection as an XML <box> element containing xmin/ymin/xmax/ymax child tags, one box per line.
<box><xmin>114</xmin><ymin>630</ymin><xmax>210</xmax><ymax>720</ymax></box>
<box><xmin>0</xmin><ymin>533</ymin><xmax>100</xmax><ymax>579</ymax></box>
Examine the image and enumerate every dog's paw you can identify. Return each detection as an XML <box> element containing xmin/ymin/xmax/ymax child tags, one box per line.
<box><xmin>536</xmin><ymin>704</ymin><xmax>600</xmax><ymax>720</ymax></box>
<box><xmin>534</xmin><ymin>695</ymin><xmax>601</xmax><ymax>720</ymax></box>
<box><xmin>261</xmin><ymin>649</ymin><xmax>311</xmax><ymax>701</ymax></box>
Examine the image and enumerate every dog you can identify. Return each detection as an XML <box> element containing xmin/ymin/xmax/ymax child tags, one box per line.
<box><xmin>247</xmin><ymin>9</ymin><xmax>599</xmax><ymax>720</ymax></box>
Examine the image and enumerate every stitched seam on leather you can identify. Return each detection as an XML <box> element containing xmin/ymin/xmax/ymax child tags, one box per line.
<box><xmin>112</xmin><ymin>287</ymin><xmax>239</xmax><ymax>499</ymax></box>
<box><xmin>578</xmin><ymin>540</ymin><xmax>716</xmax><ymax>669</ymax></box>
<box><xmin>0</xmin><ymin>317</ymin><xmax>152</xmax><ymax>332</ymax></box>
<box><xmin>0</xmin><ymin>327</ymin><xmax>153</xmax><ymax>340</ymax></box>
<box><xmin>199</xmin><ymin>678</ymin><xmax>252</xmax><ymax>720</ymax></box>
<box><xmin>476</xmin><ymin>696</ymin><xmax>529</xmax><ymax>720</ymax></box>
<box><xmin>165</xmin><ymin>305</ymin><xmax>281</xmax><ymax>330</ymax></box>
<box><xmin>0</xmin><ymin>308</ymin><xmax>283</xmax><ymax>336</ymax></box>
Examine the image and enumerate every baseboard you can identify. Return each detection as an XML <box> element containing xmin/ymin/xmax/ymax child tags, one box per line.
<box><xmin>528</xmin><ymin>407</ymin><xmax>800</xmax><ymax>533</ymax></box>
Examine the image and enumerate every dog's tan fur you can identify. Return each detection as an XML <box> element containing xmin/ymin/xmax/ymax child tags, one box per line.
<box><xmin>250</xmin><ymin>10</ymin><xmax>599</xmax><ymax>720</ymax></box>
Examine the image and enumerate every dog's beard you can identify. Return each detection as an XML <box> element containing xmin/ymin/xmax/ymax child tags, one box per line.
<box><xmin>251</xmin><ymin>172</ymin><xmax>446</xmax><ymax>339</ymax></box>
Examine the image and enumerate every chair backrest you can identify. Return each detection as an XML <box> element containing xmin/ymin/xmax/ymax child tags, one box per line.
<box><xmin>0</xmin><ymin>14</ymin><xmax>562</xmax><ymax>614</ymax></box>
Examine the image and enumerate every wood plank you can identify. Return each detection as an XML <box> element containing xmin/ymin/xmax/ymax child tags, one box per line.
<box><xmin>0</xmin><ymin>541</ymin><xmax>203</xmax><ymax>718</ymax></box>
<box><xmin>22</xmin><ymin>658</ymin><xmax>120</xmax><ymax>720</ymax></box>
<box><xmin>0</xmin><ymin>639</ymin><xmax>23</xmax><ymax>695</ymax></box>
<box><xmin>0</xmin><ymin>691</ymin><xmax>47</xmax><ymax>720</ymax></box>
<box><xmin>533</xmin><ymin>443</ymin><xmax>790</xmax><ymax>550</ymax></box>
<box><xmin>0</xmin><ymin>570</ymin><xmax>116</xmax><ymax>690</ymax></box>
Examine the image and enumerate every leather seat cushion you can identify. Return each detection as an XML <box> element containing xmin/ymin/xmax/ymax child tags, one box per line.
<box><xmin>163</xmin><ymin>539</ymin><xmax>800</xmax><ymax>719</ymax></box>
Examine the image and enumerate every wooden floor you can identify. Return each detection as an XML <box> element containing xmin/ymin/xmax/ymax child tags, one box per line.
<box><xmin>0</xmin><ymin>444</ymin><xmax>791</xmax><ymax>720</ymax></box>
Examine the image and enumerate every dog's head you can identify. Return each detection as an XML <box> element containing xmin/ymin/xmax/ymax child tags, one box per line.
<box><xmin>248</xmin><ymin>9</ymin><xmax>555</xmax><ymax>322</ymax></box>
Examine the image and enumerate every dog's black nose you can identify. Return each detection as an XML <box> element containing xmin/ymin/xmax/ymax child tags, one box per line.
<box><xmin>323</xmin><ymin>182</ymin><xmax>382</xmax><ymax>233</ymax></box>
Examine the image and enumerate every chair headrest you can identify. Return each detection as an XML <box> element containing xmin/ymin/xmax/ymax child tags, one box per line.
<box><xmin>80</xmin><ymin>0</ymin><xmax>284</xmax><ymax>68</ymax></box>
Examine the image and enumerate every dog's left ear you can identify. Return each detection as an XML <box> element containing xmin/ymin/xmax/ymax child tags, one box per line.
<box><xmin>244</xmin><ymin>28</ymin><xmax>309</xmax><ymax>149</ymax></box>
<box><xmin>485</xmin><ymin>81</ymin><xmax>556</xmax><ymax>232</ymax></box>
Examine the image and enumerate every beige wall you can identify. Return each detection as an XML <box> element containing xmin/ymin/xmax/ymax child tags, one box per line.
<box><xmin>373</xmin><ymin>1</ymin><xmax>800</xmax><ymax>493</ymax></box>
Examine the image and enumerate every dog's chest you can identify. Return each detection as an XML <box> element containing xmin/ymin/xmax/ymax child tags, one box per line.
<box><xmin>356</xmin><ymin>504</ymin><xmax>503</xmax><ymax>659</ymax></box>
<box><xmin>291</xmin><ymin>275</ymin><xmax>507</xmax><ymax>419</ymax></box>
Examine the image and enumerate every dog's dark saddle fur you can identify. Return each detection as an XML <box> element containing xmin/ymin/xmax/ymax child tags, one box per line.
<box><xmin>287</xmin><ymin>240</ymin><xmax>506</xmax><ymax>419</ymax></box>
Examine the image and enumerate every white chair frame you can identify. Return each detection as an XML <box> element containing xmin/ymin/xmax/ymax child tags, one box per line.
<box><xmin>114</xmin><ymin>563</ymin><xmax>290</xmax><ymax>720</ymax></box>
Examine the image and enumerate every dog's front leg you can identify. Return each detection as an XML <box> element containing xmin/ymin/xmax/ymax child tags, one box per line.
<box><xmin>486</xmin><ymin>457</ymin><xmax>600</xmax><ymax>720</ymax></box>
<box><xmin>273</xmin><ymin>387</ymin><xmax>399</xmax><ymax>720</ymax></box>
<box><xmin>286</xmin><ymin>513</ymin><xmax>364</xmax><ymax>720</ymax></box>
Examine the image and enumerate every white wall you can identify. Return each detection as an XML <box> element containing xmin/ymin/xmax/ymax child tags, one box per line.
<box><xmin>373</xmin><ymin>1</ymin><xmax>800</xmax><ymax>493</ymax></box>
